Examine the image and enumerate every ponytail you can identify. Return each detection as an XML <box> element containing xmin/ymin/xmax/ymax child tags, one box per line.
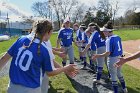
<box><xmin>23</xmin><ymin>19</ymin><xmax>53</xmax><ymax>56</ymax></box>
<box><xmin>23</xmin><ymin>32</ymin><xmax>37</xmax><ymax>48</ymax></box>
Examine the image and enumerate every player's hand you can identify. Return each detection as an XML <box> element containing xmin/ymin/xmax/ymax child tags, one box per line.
<box><xmin>75</xmin><ymin>41</ymin><xmax>80</xmax><ymax>43</ymax></box>
<box><xmin>64</xmin><ymin>64</ymin><xmax>78</xmax><ymax>73</ymax></box>
<box><xmin>114</xmin><ymin>57</ymin><xmax>126</xmax><ymax>68</ymax></box>
<box><xmin>75</xmin><ymin>41</ymin><xmax>79</xmax><ymax>47</ymax></box>
<box><xmin>64</xmin><ymin>64</ymin><xmax>79</xmax><ymax>78</ymax></box>
<box><xmin>80</xmin><ymin>51</ymin><xmax>85</xmax><ymax>56</ymax></box>
<box><xmin>64</xmin><ymin>69</ymin><xmax>79</xmax><ymax>78</ymax></box>
<box><xmin>58</xmin><ymin>52</ymin><xmax>66</xmax><ymax>58</ymax></box>
<box><xmin>60</xmin><ymin>47</ymin><xmax>65</xmax><ymax>52</ymax></box>
<box><xmin>92</xmin><ymin>54</ymin><xmax>99</xmax><ymax>60</ymax></box>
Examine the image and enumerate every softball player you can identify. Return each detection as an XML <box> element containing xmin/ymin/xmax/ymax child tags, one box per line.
<box><xmin>85</xmin><ymin>29</ymin><xmax>97</xmax><ymax>70</ymax></box>
<box><xmin>0</xmin><ymin>19</ymin><xmax>77</xmax><ymax>93</ymax></box>
<box><xmin>57</xmin><ymin>17</ymin><xmax>75</xmax><ymax>66</ymax></box>
<box><xmin>82</xmin><ymin>23</ymin><xmax>106</xmax><ymax>82</ymax></box>
<box><xmin>28</xmin><ymin>31</ymin><xmax>67</xmax><ymax>93</ymax></box>
<box><xmin>80</xmin><ymin>24</ymin><xmax>88</xmax><ymax>68</ymax></box>
<box><xmin>73</xmin><ymin>23</ymin><xmax>83</xmax><ymax>61</ymax></box>
<box><xmin>93</xmin><ymin>22</ymin><xmax>127</xmax><ymax>93</ymax></box>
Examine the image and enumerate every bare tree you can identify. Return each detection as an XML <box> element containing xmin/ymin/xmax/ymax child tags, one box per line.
<box><xmin>48</xmin><ymin>0</ymin><xmax>61</xmax><ymax>29</ymax></box>
<box><xmin>110</xmin><ymin>0</ymin><xmax>119</xmax><ymax>24</ymax></box>
<box><xmin>32</xmin><ymin>2</ymin><xmax>51</xmax><ymax>18</ymax></box>
<box><xmin>71</xmin><ymin>3</ymin><xmax>87</xmax><ymax>23</ymax></box>
<box><xmin>58</xmin><ymin>0</ymin><xmax>78</xmax><ymax>19</ymax></box>
<box><xmin>98</xmin><ymin>0</ymin><xmax>111</xmax><ymax>16</ymax></box>
<box><xmin>32</xmin><ymin>0</ymin><xmax>80</xmax><ymax>29</ymax></box>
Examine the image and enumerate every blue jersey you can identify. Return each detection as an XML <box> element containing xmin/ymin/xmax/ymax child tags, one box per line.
<box><xmin>76</xmin><ymin>29</ymin><xmax>82</xmax><ymax>41</ymax></box>
<box><xmin>82</xmin><ymin>32</ymin><xmax>88</xmax><ymax>44</ymax></box>
<box><xmin>8</xmin><ymin>37</ymin><xmax>55</xmax><ymax>88</ymax></box>
<box><xmin>106</xmin><ymin>35</ymin><xmax>123</xmax><ymax>57</ymax></box>
<box><xmin>88</xmin><ymin>35</ymin><xmax>96</xmax><ymax>51</ymax></box>
<box><xmin>89</xmin><ymin>31</ymin><xmax>105</xmax><ymax>48</ymax></box>
<box><xmin>58</xmin><ymin>28</ymin><xmax>73</xmax><ymax>47</ymax></box>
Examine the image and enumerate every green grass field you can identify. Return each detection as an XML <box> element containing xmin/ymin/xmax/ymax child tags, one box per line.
<box><xmin>114</xmin><ymin>29</ymin><xmax>140</xmax><ymax>41</ymax></box>
<box><xmin>0</xmin><ymin>29</ymin><xmax>140</xmax><ymax>93</ymax></box>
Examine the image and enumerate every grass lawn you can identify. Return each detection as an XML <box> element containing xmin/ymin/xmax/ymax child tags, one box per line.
<box><xmin>0</xmin><ymin>29</ymin><xmax>140</xmax><ymax>93</ymax></box>
<box><xmin>0</xmin><ymin>37</ymin><xmax>18</xmax><ymax>55</ymax></box>
<box><xmin>114</xmin><ymin>29</ymin><xmax>140</xmax><ymax>41</ymax></box>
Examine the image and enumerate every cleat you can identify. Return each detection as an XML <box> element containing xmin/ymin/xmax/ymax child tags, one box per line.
<box><xmin>123</xmin><ymin>88</ymin><xmax>128</xmax><ymax>93</ymax></box>
<box><xmin>93</xmin><ymin>79</ymin><xmax>101</xmax><ymax>84</ymax></box>
<box><xmin>81</xmin><ymin>66</ymin><xmax>87</xmax><ymax>70</ymax></box>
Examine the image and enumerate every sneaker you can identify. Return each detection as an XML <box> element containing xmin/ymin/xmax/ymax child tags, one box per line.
<box><xmin>80</xmin><ymin>62</ymin><xmax>84</xmax><ymax>65</ymax></box>
<box><xmin>123</xmin><ymin>88</ymin><xmax>128</xmax><ymax>93</ymax></box>
<box><xmin>108</xmin><ymin>91</ymin><xmax>113</xmax><ymax>93</ymax></box>
<box><xmin>74</xmin><ymin>57</ymin><xmax>80</xmax><ymax>62</ymax></box>
<box><xmin>81</xmin><ymin>66</ymin><xmax>87</xmax><ymax>70</ymax></box>
<box><xmin>90</xmin><ymin>65</ymin><xmax>95</xmax><ymax>70</ymax></box>
<box><xmin>93</xmin><ymin>79</ymin><xmax>101</xmax><ymax>84</ymax></box>
<box><xmin>107</xmin><ymin>76</ymin><xmax>111</xmax><ymax>81</ymax></box>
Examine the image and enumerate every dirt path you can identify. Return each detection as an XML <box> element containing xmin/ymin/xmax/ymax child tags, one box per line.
<box><xmin>68</xmin><ymin>62</ymin><xmax>123</xmax><ymax>93</ymax></box>
<box><xmin>122</xmin><ymin>39</ymin><xmax>140</xmax><ymax>70</ymax></box>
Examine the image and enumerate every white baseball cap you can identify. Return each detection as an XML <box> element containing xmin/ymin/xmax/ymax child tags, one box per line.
<box><xmin>100</xmin><ymin>27</ymin><xmax>112</xmax><ymax>32</ymax></box>
<box><xmin>63</xmin><ymin>16</ymin><xmax>70</xmax><ymax>23</ymax></box>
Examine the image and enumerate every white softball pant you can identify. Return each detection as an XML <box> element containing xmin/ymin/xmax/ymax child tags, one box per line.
<box><xmin>7</xmin><ymin>82</ymin><xmax>41</xmax><ymax>93</ymax></box>
<box><xmin>62</xmin><ymin>45</ymin><xmax>74</xmax><ymax>64</ymax></box>
<box><xmin>108</xmin><ymin>56</ymin><xmax>123</xmax><ymax>81</ymax></box>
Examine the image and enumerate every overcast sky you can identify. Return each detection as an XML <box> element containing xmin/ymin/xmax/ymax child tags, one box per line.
<box><xmin>0</xmin><ymin>0</ymin><xmax>140</xmax><ymax>21</ymax></box>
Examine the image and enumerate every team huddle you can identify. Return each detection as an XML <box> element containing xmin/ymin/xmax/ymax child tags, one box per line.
<box><xmin>0</xmin><ymin>17</ymin><xmax>140</xmax><ymax>93</ymax></box>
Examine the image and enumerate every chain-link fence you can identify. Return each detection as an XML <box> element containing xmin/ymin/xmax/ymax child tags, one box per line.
<box><xmin>114</xmin><ymin>25</ymin><xmax>140</xmax><ymax>30</ymax></box>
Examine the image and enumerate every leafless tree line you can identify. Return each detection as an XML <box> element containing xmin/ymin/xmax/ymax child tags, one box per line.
<box><xmin>31</xmin><ymin>0</ymin><xmax>140</xmax><ymax>29</ymax></box>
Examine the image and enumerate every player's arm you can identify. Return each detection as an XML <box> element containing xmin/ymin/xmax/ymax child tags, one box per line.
<box><xmin>81</xmin><ymin>40</ymin><xmax>85</xmax><ymax>43</ymax></box>
<box><xmin>43</xmin><ymin>48</ymin><xmax>77</xmax><ymax>77</ymax></box>
<box><xmin>56</xmin><ymin>30</ymin><xmax>62</xmax><ymax>48</ymax></box>
<box><xmin>52</xmin><ymin>49</ymin><xmax>66</xmax><ymax>58</ymax></box>
<box><xmin>46</xmin><ymin>64</ymin><xmax>78</xmax><ymax>77</ymax></box>
<box><xmin>53</xmin><ymin>60</ymin><xmax>62</xmax><ymax>68</ymax></box>
<box><xmin>114</xmin><ymin>51</ymin><xmax>140</xmax><ymax>67</ymax></box>
<box><xmin>81</xmin><ymin>44</ymin><xmax>91</xmax><ymax>55</ymax></box>
<box><xmin>92</xmin><ymin>52</ymin><xmax>110</xmax><ymax>60</ymax></box>
<box><xmin>81</xmin><ymin>34</ymin><xmax>93</xmax><ymax>55</ymax></box>
<box><xmin>124</xmin><ymin>51</ymin><xmax>140</xmax><ymax>61</ymax></box>
<box><xmin>53</xmin><ymin>60</ymin><xmax>78</xmax><ymax>77</ymax></box>
<box><xmin>92</xmin><ymin>38</ymin><xmax>111</xmax><ymax>60</ymax></box>
<box><xmin>56</xmin><ymin>38</ymin><xmax>61</xmax><ymax>48</ymax></box>
<box><xmin>0</xmin><ymin>52</ymin><xmax>12</xmax><ymax>70</ymax></box>
<box><xmin>52</xmin><ymin>47</ymin><xmax>63</xmax><ymax>52</ymax></box>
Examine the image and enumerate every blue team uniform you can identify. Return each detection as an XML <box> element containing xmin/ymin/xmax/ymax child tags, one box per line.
<box><xmin>88</xmin><ymin>31</ymin><xmax>106</xmax><ymax>81</ymax></box>
<box><xmin>89</xmin><ymin>31</ymin><xmax>105</xmax><ymax>49</ymax></box>
<box><xmin>88</xmin><ymin>30</ymin><xmax>105</xmax><ymax>51</ymax></box>
<box><xmin>58</xmin><ymin>28</ymin><xmax>73</xmax><ymax>47</ymax></box>
<box><xmin>106</xmin><ymin>35</ymin><xmax>126</xmax><ymax>93</ymax></box>
<box><xmin>106</xmin><ymin>35</ymin><xmax>123</xmax><ymax>57</ymax></box>
<box><xmin>8</xmin><ymin>37</ymin><xmax>55</xmax><ymax>88</ymax></box>
<box><xmin>82</xmin><ymin>32</ymin><xmax>88</xmax><ymax>44</ymax></box>
<box><xmin>76</xmin><ymin>29</ymin><xmax>82</xmax><ymax>41</ymax></box>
